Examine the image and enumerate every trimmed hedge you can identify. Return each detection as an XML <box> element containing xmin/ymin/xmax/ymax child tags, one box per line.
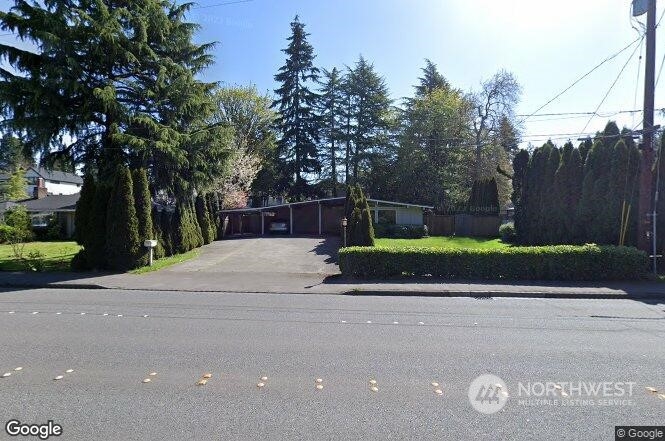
<box><xmin>338</xmin><ymin>244</ymin><xmax>649</xmax><ymax>281</ymax></box>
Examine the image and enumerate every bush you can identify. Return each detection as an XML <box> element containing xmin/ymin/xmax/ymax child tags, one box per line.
<box><xmin>4</xmin><ymin>206</ymin><xmax>33</xmax><ymax>241</ymax></box>
<box><xmin>0</xmin><ymin>224</ymin><xmax>18</xmax><ymax>244</ymax></box>
<box><xmin>71</xmin><ymin>249</ymin><xmax>91</xmax><ymax>271</ymax></box>
<box><xmin>132</xmin><ymin>168</ymin><xmax>154</xmax><ymax>267</ymax></box>
<box><xmin>499</xmin><ymin>222</ymin><xmax>516</xmax><ymax>243</ymax></box>
<box><xmin>338</xmin><ymin>244</ymin><xmax>648</xmax><ymax>281</ymax></box>
<box><xmin>374</xmin><ymin>223</ymin><xmax>426</xmax><ymax>239</ymax></box>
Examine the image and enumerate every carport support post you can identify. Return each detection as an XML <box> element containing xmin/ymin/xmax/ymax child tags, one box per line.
<box><xmin>261</xmin><ymin>211</ymin><xmax>264</xmax><ymax>235</ymax></box>
<box><xmin>289</xmin><ymin>205</ymin><xmax>293</xmax><ymax>235</ymax></box>
<box><xmin>374</xmin><ymin>201</ymin><xmax>379</xmax><ymax>223</ymax></box>
<box><xmin>318</xmin><ymin>202</ymin><xmax>322</xmax><ymax>236</ymax></box>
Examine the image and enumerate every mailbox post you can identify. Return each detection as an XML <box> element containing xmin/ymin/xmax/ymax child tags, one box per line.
<box><xmin>144</xmin><ymin>239</ymin><xmax>157</xmax><ymax>266</ymax></box>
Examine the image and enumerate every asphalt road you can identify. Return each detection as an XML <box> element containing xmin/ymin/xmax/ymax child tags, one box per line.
<box><xmin>0</xmin><ymin>287</ymin><xmax>663</xmax><ymax>440</ymax></box>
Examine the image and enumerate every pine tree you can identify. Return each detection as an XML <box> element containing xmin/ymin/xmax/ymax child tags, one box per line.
<box><xmin>414</xmin><ymin>59</ymin><xmax>449</xmax><ymax>97</ymax></box>
<box><xmin>272</xmin><ymin>16</ymin><xmax>321</xmax><ymax>199</ymax></box>
<box><xmin>132</xmin><ymin>168</ymin><xmax>153</xmax><ymax>266</ymax></box>
<box><xmin>105</xmin><ymin>165</ymin><xmax>141</xmax><ymax>271</ymax></box>
<box><xmin>345</xmin><ymin>56</ymin><xmax>392</xmax><ymax>183</ymax></box>
<box><xmin>318</xmin><ymin>67</ymin><xmax>345</xmax><ymax>196</ymax></box>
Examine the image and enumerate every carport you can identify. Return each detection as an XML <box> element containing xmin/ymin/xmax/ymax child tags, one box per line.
<box><xmin>219</xmin><ymin>197</ymin><xmax>432</xmax><ymax>237</ymax></box>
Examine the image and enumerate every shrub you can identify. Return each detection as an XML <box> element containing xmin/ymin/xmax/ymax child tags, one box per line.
<box><xmin>195</xmin><ymin>194</ymin><xmax>215</xmax><ymax>245</ymax></box>
<box><xmin>71</xmin><ymin>249</ymin><xmax>91</xmax><ymax>271</ymax></box>
<box><xmin>374</xmin><ymin>223</ymin><xmax>426</xmax><ymax>239</ymax></box>
<box><xmin>4</xmin><ymin>206</ymin><xmax>33</xmax><ymax>241</ymax></box>
<box><xmin>338</xmin><ymin>244</ymin><xmax>648</xmax><ymax>281</ymax></box>
<box><xmin>0</xmin><ymin>224</ymin><xmax>18</xmax><ymax>244</ymax></box>
<box><xmin>499</xmin><ymin>222</ymin><xmax>516</xmax><ymax>243</ymax></box>
<box><xmin>89</xmin><ymin>183</ymin><xmax>110</xmax><ymax>269</ymax></box>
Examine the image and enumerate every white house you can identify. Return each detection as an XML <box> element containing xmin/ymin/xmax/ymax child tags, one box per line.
<box><xmin>0</xmin><ymin>167</ymin><xmax>83</xmax><ymax>197</ymax></box>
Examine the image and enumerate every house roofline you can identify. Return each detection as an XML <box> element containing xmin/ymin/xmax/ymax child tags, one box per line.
<box><xmin>218</xmin><ymin>197</ymin><xmax>433</xmax><ymax>213</ymax></box>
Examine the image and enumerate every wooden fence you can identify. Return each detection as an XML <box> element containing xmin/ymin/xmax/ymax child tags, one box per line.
<box><xmin>425</xmin><ymin>214</ymin><xmax>500</xmax><ymax>237</ymax></box>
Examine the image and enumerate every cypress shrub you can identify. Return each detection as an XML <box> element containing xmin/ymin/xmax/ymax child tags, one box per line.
<box><xmin>159</xmin><ymin>209</ymin><xmax>173</xmax><ymax>256</ymax></box>
<box><xmin>75</xmin><ymin>174</ymin><xmax>96</xmax><ymax>247</ymax></box>
<box><xmin>105</xmin><ymin>165</ymin><xmax>141</xmax><ymax>271</ymax></box>
<box><xmin>195</xmin><ymin>194</ymin><xmax>214</xmax><ymax>245</ymax></box>
<box><xmin>173</xmin><ymin>204</ymin><xmax>188</xmax><ymax>254</ymax></box>
<box><xmin>89</xmin><ymin>183</ymin><xmax>111</xmax><ymax>269</ymax></box>
<box><xmin>151</xmin><ymin>207</ymin><xmax>165</xmax><ymax>260</ymax></box>
<box><xmin>132</xmin><ymin>168</ymin><xmax>153</xmax><ymax>266</ymax></box>
<box><xmin>511</xmin><ymin>150</ymin><xmax>529</xmax><ymax>244</ymax></box>
<box><xmin>360</xmin><ymin>207</ymin><xmax>375</xmax><ymax>246</ymax></box>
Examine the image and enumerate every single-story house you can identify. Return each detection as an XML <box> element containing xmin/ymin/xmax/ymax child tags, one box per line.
<box><xmin>219</xmin><ymin>197</ymin><xmax>433</xmax><ymax>236</ymax></box>
<box><xmin>6</xmin><ymin>193</ymin><xmax>80</xmax><ymax>238</ymax></box>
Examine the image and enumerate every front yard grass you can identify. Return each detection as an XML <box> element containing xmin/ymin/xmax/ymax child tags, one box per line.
<box><xmin>0</xmin><ymin>241</ymin><xmax>82</xmax><ymax>272</ymax></box>
<box><xmin>374</xmin><ymin>236</ymin><xmax>508</xmax><ymax>250</ymax></box>
<box><xmin>130</xmin><ymin>249</ymin><xmax>199</xmax><ymax>274</ymax></box>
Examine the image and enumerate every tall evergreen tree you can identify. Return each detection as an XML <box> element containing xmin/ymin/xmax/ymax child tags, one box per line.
<box><xmin>272</xmin><ymin>16</ymin><xmax>321</xmax><ymax>199</ymax></box>
<box><xmin>318</xmin><ymin>67</ymin><xmax>345</xmax><ymax>196</ymax></box>
<box><xmin>75</xmin><ymin>174</ymin><xmax>96</xmax><ymax>248</ymax></box>
<box><xmin>414</xmin><ymin>59</ymin><xmax>449</xmax><ymax>97</ymax></box>
<box><xmin>345</xmin><ymin>56</ymin><xmax>393</xmax><ymax>184</ymax></box>
<box><xmin>105</xmin><ymin>165</ymin><xmax>141</xmax><ymax>271</ymax></box>
<box><xmin>511</xmin><ymin>149</ymin><xmax>530</xmax><ymax>242</ymax></box>
<box><xmin>132</xmin><ymin>168</ymin><xmax>153</xmax><ymax>267</ymax></box>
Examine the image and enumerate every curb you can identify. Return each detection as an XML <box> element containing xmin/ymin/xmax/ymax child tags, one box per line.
<box><xmin>0</xmin><ymin>283</ymin><xmax>107</xmax><ymax>290</ymax></box>
<box><xmin>343</xmin><ymin>290</ymin><xmax>665</xmax><ymax>300</ymax></box>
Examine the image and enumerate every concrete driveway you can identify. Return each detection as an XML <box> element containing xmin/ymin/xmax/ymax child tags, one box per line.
<box><xmin>166</xmin><ymin>236</ymin><xmax>340</xmax><ymax>275</ymax></box>
<box><xmin>122</xmin><ymin>236</ymin><xmax>342</xmax><ymax>293</ymax></box>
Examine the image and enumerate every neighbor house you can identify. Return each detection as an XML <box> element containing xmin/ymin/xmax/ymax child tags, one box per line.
<box><xmin>0</xmin><ymin>166</ymin><xmax>83</xmax><ymax>197</ymax></box>
<box><xmin>0</xmin><ymin>169</ymin><xmax>82</xmax><ymax>238</ymax></box>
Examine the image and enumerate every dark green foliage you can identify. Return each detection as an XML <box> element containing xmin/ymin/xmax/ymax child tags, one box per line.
<box><xmin>511</xmin><ymin>149</ymin><xmax>529</xmax><ymax>242</ymax></box>
<box><xmin>467</xmin><ymin>178</ymin><xmax>500</xmax><ymax>215</ymax></box>
<box><xmin>360</xmin><ymin>208</ymin><xmax>375</xmax><ymax>246</ymax></box>
<box><xmin>132</xmin><ymin>169</ymin><xmax>153</xmax><ymax>267</ymax></box>
<box><xmin>195</xmin><ymin>194</ymin><xmax>215</xmax><ymax>245</ymax></box>
<box><xmin>159</xmin><ymin>209</ymin><xmax>174</xmax><ymax>257</ymax></box>
<box><xmin>75</xmin><ymin>174</ymin><xmax>95</xmax><ymax>247</ymax></box>
<box><xmin>514</xmin><ymin>124</ymin><xmax>640</xmax><ymax>246</ymax></box>
<box><xmin>579</xmin><ymin>138</ymin><xmax>593</xmax><ymax>165</ymax></box>
<box><xmin>338</xmin><ymin>245</ymin><xmax>648</xmax><ymax>281</ymax></box>
<box><xmin>344</xmin><ymin>185</ymin><xmax>374</xmax><ymax>246</ymax></box>
<box><xmin>173</xmin><ymin>202</ymin><xmax>203</xmax><ymax>254</ymax></box>
<box><xmin>151</xmin><ymin>207</ymin><xmax>165</xmax><ymax>260</ymax></box>
<box><xmin>272</xmin><ymin>16</ymin><xmax>321</xmax><ymax>199</ymax></box>
<box><xmin>88</xmin><ymin>184</ymin><xmax>110</xmax><ymax>269</ymax></box>
<box><xmin>105</xmin><ymin>165</ymin><xmax>140</xmax><ymax>271</ymax></box>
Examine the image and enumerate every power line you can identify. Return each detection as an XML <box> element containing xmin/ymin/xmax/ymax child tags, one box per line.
<box><xmin>520</xmin><ymin>35</ymin><xmax>643</xmax><ymax>122</ymax></box>
<box><xmin>192</xmin><ymin>0</ymin><xmax>254</xmax><ymax>9</ymax></box>
<box><xmin>579</xmin><ymin>35</ymin><xmax>644</xmax><ymax>134</ymax></box>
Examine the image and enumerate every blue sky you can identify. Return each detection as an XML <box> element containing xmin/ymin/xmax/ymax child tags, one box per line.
<box><xmin>2</xmin><ymin>0</ymin><xmax>665</xmax><ymax>147</ymax></box>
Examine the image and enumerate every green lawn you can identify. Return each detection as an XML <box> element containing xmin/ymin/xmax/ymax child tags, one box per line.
<box><xmin>130</xmin><ymin>249</ymin><xmax>199</xmax><ymax>274</ymax></box>
<box><xmin>374</xmin><ymin>236</ymin><xmax>508</xmax><ymax>250</ymax></box>
<box><xmin>0</xmin><ymin>241</ymin><xmax>82</xmax><ymax>272</ymax></box>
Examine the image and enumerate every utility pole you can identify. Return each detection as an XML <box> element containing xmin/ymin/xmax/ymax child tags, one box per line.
<box><xmin>638</xmin><ymin>0</ymin><xmax>657</xmax><ymax>252</ymax></box>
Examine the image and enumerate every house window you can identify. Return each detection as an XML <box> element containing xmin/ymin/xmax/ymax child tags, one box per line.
<box><xmin>378</xmin><ymin>209</ymin><xmax>396</xmax><ymax>224</ymax></box>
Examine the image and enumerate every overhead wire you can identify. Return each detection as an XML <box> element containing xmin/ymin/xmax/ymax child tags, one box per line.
<box><xmin>579</xmin><ymin>35</ymin><xmax>645</xmax><ymax>134</ymax></box>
